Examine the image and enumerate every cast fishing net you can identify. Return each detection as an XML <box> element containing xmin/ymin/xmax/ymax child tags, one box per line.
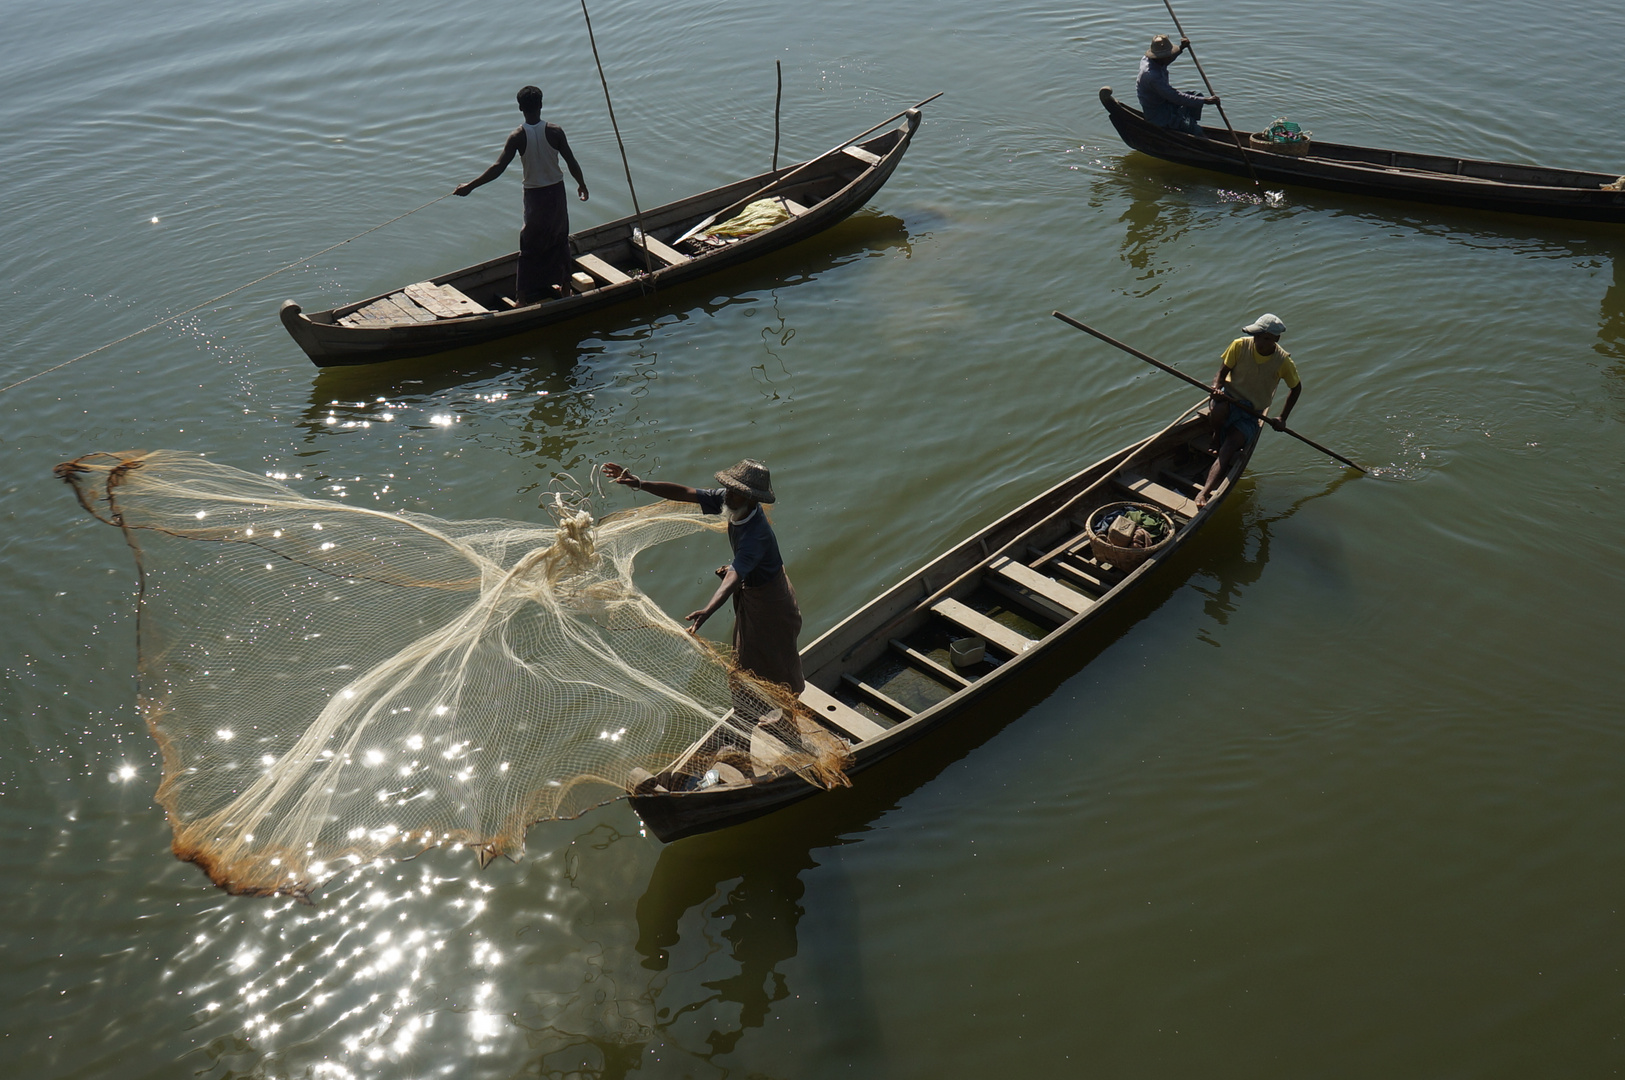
<box><xmin>57</xmin><ymin>451</ymin><xmax>848</xmax><ymax>900</ymax></box>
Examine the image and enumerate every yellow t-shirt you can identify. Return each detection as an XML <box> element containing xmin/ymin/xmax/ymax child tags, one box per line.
<box><xmin>1221</xmin><ymin>337</ymin><xmax>1300</xmax><ymax>412</ymax></box>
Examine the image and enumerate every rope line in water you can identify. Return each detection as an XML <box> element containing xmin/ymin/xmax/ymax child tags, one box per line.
<box><xmin>0</xmin><ymin>193</ymin><xmax>454</xmax><ymax>397</ymax></box>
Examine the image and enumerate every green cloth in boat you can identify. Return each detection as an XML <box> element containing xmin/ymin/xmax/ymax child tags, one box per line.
<box><xmin>705</xmin><ymin>198</ymin><xmax>794</xmax><ymax>238</ymax></box>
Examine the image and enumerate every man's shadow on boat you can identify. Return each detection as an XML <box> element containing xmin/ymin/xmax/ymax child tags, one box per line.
<box><xmin>297</xmin><ymin>210</ymin><xmax>914</xmax><ymax>410</ymax></box>
<box><xmin>623</xmin><ymin>468</ymin><xmax>1353</xmax><ymax>1072</ymax></box>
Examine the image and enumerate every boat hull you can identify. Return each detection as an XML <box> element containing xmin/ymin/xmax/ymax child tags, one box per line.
<box><xmin>1099</xmin><ymin>88</ymin><xmax>1625</xmax><ymax>223</ymax></box>
<box><xmin>282</xmin><ymin>113</ymin><xmax>921</xmax><ymax>366</ymax></box>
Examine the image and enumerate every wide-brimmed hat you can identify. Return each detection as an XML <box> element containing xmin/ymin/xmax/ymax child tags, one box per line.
<box><xmin>1243</xmin><ymin>313</ymin><xmax>1287</xmax><ymax>337</ymax></box>
<box><xmin>1146</xmin><ymin>34</ymin><xmax>1178</xmax><ymax>60</ymax></box>
<box><xmin>715</xmin><ymin>459</ymin><xmax>776</xmax><ymax>503</ymax></box>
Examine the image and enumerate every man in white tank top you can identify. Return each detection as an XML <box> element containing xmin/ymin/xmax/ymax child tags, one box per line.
<box><xmin>455</xmin><ymin>85</ymin><xmax>589</xmax><ymax>305</ymax></box>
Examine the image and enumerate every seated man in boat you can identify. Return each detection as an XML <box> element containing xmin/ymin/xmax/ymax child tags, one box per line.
<box><xmin>601</xmin><ymin>459</ymin><xmax>805</xmax><ymax>707</ymax></box>
<box><xmin>1195</xmin><ymin>313</ymin><xmax>1303</xmax><ymax>508</ymax></box>
<box><xmin>454</xmin><ymin>84</ymin><xmax>589</xmax><ymax>306</ymax></box>
<box><xmin>1136</xmin><ymin>34</ymin><xmax>1219</xmax><ymax>136</ymax></box>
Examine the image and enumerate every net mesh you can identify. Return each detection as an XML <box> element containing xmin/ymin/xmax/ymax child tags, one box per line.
<box><xmin>57</xmin><ymin>451</ymin><xmax>848</xmax><ymax>899</ymax></box>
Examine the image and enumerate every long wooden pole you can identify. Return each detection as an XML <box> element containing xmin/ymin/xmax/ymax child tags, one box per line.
<box><xmin>677</xmin><ymin>92</ymin><xmax>942</xmax><ymax>244</ymax></box>
<box><xmin>1051</xmin><ymin>310</ymin><xmax>1367</xmax><ymax>474</ymax></box>
<box><xmin>580</xmin><ymin>0</ymin><xmax>653</xmax><ymax>271</ymax></box>
<box><xmin>1157</xmin><ymin>0</ymin><xmax>1265</xmax><ymax>191</ymax></box>
<box><xmin>772</xmin><ymin>60</ymin><xmax>783</xmax><ymax>172</ymax></box>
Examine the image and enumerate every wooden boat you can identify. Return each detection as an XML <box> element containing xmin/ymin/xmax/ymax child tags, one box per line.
<box><xmin>281</xmin><ymin>109</ymin><xmax>924</xmax><ymax>366</ymax></box>
<box><xmin>1099</xmin><ymin>88</ymin><xmax>1625</xmax><ymax>223</ymax></box>
<box><xmin>631</xmin><ymin>398</ymin><xmax>1254</xmax><ymax>841</ymax></box>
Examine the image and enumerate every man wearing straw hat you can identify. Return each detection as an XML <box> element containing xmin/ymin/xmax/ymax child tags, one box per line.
<box><xmin>1195</xmin><ymin>313</ymin><xmax>1303</xmax><ymax>508</ymax></box>
<box><xmin>601</xmin><ymin>459</ymin><xmax>804</xmax><ymax>698</ymax></box>
<box><xmin>1136</xmin><ymin>34</ymin><xmax>1219</xmax><ymax>136</ymax></box>
<box><xmin>454</xmin><ymin>85</ymin><xmax>590</xmax><ymax>306</ymax></box>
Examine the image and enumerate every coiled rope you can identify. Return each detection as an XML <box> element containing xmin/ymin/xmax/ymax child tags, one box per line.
<box><xmin>0</xmin><ymin>192</ymin><xmax>453</xmax><ymax>396</ymax></box>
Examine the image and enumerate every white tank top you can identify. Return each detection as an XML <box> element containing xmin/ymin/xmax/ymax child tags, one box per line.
<box><xmin>520</xmin><ymin>120</ymin><xmax>564</xmax><ymax>189</ymax></box>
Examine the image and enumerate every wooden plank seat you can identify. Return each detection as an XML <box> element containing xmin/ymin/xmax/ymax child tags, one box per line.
<box><xmin>778</xmin><ymin>197</ymin><xmax>811</xmax><ymax>216</ymax></box>
<box><xmin>841</xmin><ymin>673</ymin><xmax>916</xmax><ymax>719</ymax></box>
<box><xmin>338</xmin><ymin>293</ymin><xmax>436</xmax><ymax>328</ymax></box>
<box><xmin>575</xmin><ymin>253</ymin><xmax>633</xmax><ymax>286</ymax></box>
<box><xmin>798</xmin><ymin>682</ymin><xmax>889</xmax><ymax>743</ymax></box>
<box><xmin>841</xmin><ymin>144</ymin><xmax>883</xmax><ymax>167</ymax></box>
<box><xmin>634</xmin><ymin>233</ymin><xmax>691</xmax><ymax>267</ymax></box>
<box><xmin>1051</xmin><ymin>557</ymin><xmax>1117</xmax><ymax>596</ymax></box>
<box><xmin>1113</xmin><ymin>471</ymin><xmax>1198</xmax><ymax>519</ymax></box>
<box><xmin>931</xmin><ymin>597</ymin><xmax>1040</xmax><ymax>657</ymax></box>
<box><xmin>403</xmin><ymin>281</ymin><xmax>488</xmax><ymax>319</ymax></box>
<box><xmin>990</xmin><ymin>556</ymin><xmax>1095</xmax><ymax>619</ymax></box>
<box><xmin>889</xmin><ymin>638</ymin><xmax>972</xmax><ymax>688</ymax></box>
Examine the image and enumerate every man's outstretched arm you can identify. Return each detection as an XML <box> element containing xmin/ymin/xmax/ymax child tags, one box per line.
<box><xmin>454</xmin><ymin>128</ymin><xmax>525</xmax><ymax>196</ymax></box>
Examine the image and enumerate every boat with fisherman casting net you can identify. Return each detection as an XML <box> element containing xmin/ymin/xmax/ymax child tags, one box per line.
<box><xmin>281</xmin><ymin>107</ymin><xmax>926</xmax><ymax>367</ymax></box>
<box><xmin>630</xmin><ymin>395</ymin><xmax>1257</xmax><ymax>842</ymax></box>
<box><xmin>1099</xmin><ymin>88</ymin><xmax>1625</xmax><ymax>223</ymax></box>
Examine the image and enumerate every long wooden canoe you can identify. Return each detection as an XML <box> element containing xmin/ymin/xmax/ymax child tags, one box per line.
<box><xmin>281</xmin><ymin>109</ymin><xmax>924</xmax><ymax>366</ymax></box>
<box><xmin>631</xmin><ymin>398</ymin><xmax>1255</xmax><ymax>842</ymax></box>
<box><xmin>1099</xmin><ymin>88</ymin><xmax>1625</xmax><ymax>223</ymax></box>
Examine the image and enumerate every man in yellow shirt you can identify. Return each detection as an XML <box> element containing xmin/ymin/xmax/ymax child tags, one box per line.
<box><xmin>1195</xmin><ymin>313</ymin><xmax>1302</xmax><ymax>508</ymax></box>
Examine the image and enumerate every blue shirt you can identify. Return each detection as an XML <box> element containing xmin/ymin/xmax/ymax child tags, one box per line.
<box><xmin>1136</xmin><ymin>56</ymin><xmax>1208</xmax><ymax>128</ymax></box>
<box><xmin>695</xmin><ymin>488</ymin><xmax>785</xmax><ymax>588</ymax></box>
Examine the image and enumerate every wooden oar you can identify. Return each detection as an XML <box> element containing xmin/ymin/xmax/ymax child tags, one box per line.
<box><xmin>1157</xmin><ymin>0</ymin><xmax>1267</xmax><ymax>192</ymax></box>
<box><xmin>676</xmin><ymin>92</ymin><xmax>942</xmax><ymax>244</ymax></box>
<box><xmin>1052</xmin><ymin>310</ymin><xmax>1368</xmax><ymax>474</ymax></box>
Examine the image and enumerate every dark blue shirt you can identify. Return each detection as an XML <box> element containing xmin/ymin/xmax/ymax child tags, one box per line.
<box><xmin>1136</xmin><ymin>56</ymin><xmax>1208</xmax><ymax>128</ymax></box>
<box><xmin>696</xmin><ymin>488</ymin><xmax>785</xmax><ymax>588</ymax></box>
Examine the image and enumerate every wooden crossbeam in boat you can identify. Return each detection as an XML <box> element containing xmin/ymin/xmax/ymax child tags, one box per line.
<box><xmin>798</xmin><ymin>682</ymin><xmax>888</xmax><ymax>743</ymax></box>
<box><xmin>403</xmin><ymin>281</ymin><xmax>488</xmax><ymax>319</ymax></box>
<box><xmin>634</xmin><ymin>233</ymin><xmax>691</xmax><ymax>267</ymax></box>
<box><xmin>931</xmin><ymin>597</ymin><xmax>1039</xmax><ymax>657</ymax></box>
<box><xmin>1113</xmin><ymin>472</ymin><xmax>1198</xmax><ymax>519</ymax></box>
<box><xmin>575</xmin><ymin>254</ymin><xmax>633</xmax><ymax>286</ymax></box>
<box><xmin>1051</xmin><ymin>557</ymin><xmax>1116</xmax><ymax>595</ymax></box>
<box><xmin>889</xmin><ymin>638</ymin><xmax>973</xmax><ymax>688</ymax></box>
<box><xmin>779</xmin><ymin>197</ymin><xmax>810</xmax><ymax>216</ymax></box>
<box><xmin>986</xmin><ymin>574</ymin><xmax>1075</xmax><ymax>625</ymax></box>
<box><xmin>840</xmin><ymin>674</ymin><xmax>915</xmax><ymax>720</ymax></box>
<box><xmin>990</xmin><ymin>556</ymin><xmax>1095</xmax><ymax>617</ymax></box>
<box><xmin>841</xmin><ymin>144</ymin><xmax>883</xmax><ymax>167</ymax></box>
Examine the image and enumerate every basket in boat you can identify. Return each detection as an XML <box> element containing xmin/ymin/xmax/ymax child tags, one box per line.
<box><xmin>1248</xmin><ymin>131</ymin><xmax>1311</xmax><ymax>156</ymax></box>
<box><xmin>1088</xmin><ymin>501</ymin><xmax>1176</xmax><ymax>571</ymax></box>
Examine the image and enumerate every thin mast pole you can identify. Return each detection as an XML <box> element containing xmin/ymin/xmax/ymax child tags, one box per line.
<box><xmin>580</xmin><ymin>0</ymin><xmax>652</xmax><ymax>270</ymax></box>
<box><xmin>772</xmin><ymin>60</ymin><xmax>783</xmax><ymax>172</ymax></box>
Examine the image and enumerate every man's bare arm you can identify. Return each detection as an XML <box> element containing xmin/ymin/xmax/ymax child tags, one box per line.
<box><xmin>601</xmin><ymin>462</ymin><xmax>699</xmax><ymax>503</ymax></box>
<box><xmin>453</xmin><ymin>127</ymin><xmax>525</xmax><ymax>196</ymax></box>
<box><xmin>549</xmin><ymin>127</ymin><xmax>590</xmax><ymax>201</ymax></box>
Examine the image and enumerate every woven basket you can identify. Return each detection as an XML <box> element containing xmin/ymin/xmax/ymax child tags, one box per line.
<box><xmin>1088</xmin><ymin>502</ymin><xmax>1176</xmax><ymax>572</ymax></box>
<box><xmin>1249</xmin><ymin>132</ymin><xmax>1311</xmax><ymax>156</ymax></box>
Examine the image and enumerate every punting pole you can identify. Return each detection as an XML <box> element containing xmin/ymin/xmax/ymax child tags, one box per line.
<box><xmin>1052</xmin><ymin>310</ymin><xmax>1368</xmax><ymax>474</ymax></box>
<box><xmin>580</xmin><ymin>0</ymin><xmax>653</xmax><ymax>272</ymax></box>
<box><xmin>1157</xmin><ymin>0</ymin><xmax>1267</xmax><ymax>191</ymax></box>
<box><xmin>676</xmin><ymin>91</ymin><xmax>942</xmax><ymax>244</ymax></box>
<box><xmin>772</xmin><ymin>60</ymin><xmax>783</xmax><ymax>172</ymax></box>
